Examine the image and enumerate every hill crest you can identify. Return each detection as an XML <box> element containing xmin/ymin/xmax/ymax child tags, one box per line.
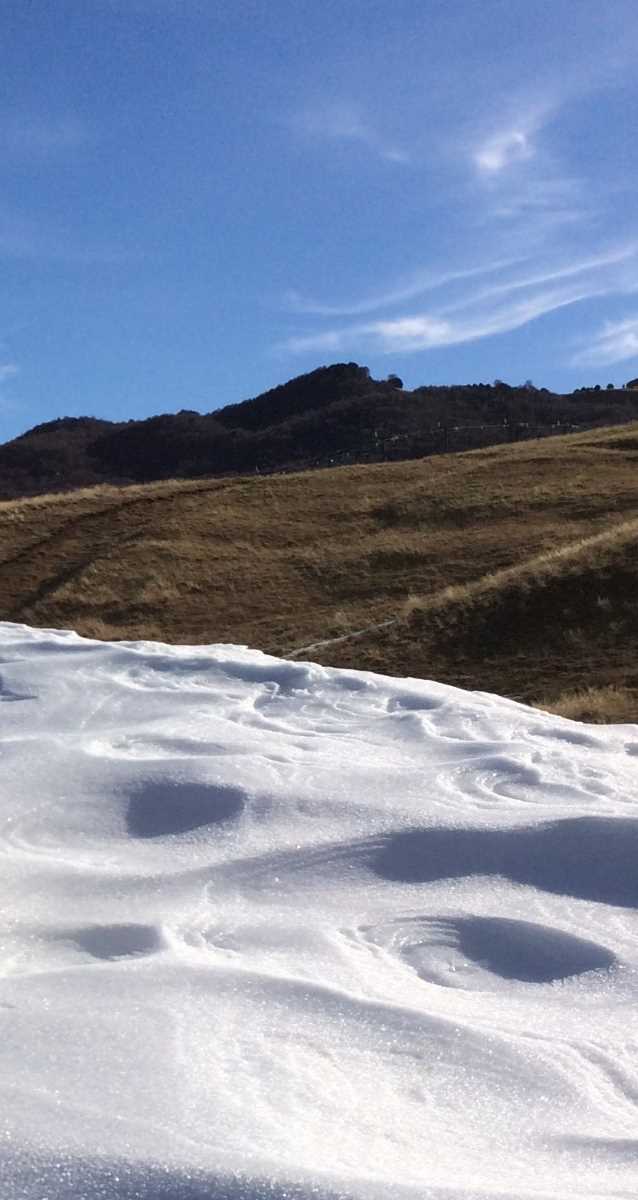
<box><xmin>3</xmin><ymin>363</ymin><xmax>638</xmax><ymax>500</ymax></box>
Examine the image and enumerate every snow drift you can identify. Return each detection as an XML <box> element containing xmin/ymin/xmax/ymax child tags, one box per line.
<box><xmin>1</xmin><ymin>622</ymin><xmax>637</xmax><ymax>1199</ymax></box>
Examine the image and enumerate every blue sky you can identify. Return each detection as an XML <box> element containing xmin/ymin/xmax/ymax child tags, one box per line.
<box><xmin>2</xmin><ymin>0</ymin><xmax>638</xmax><ymax>440</ymax></box>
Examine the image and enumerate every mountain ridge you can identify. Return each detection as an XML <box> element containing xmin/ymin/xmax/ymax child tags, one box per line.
<box><xmin>3</xmin><ymin>363</ymin><xmax>638</xmax><ymax>499</ymax></box>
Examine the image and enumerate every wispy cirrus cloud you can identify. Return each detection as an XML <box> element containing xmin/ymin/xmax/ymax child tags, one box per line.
<box><xmin>0</xmin><ymin>363</ymin><xmax>19</xmax><ymax>386</ymax></box>
<box><xmin>439</xmin><ymin>245</ymin><xmax>638</xmax><ymax>313</ymax></box>
<box><xmin>465</xmin><ymin>93</ymin><xmax>594</xmax><ymax>244</ymax></box>
<box><xmin>573</xmin><ymin>316</ymin><xmax>638</xmax><ymax>367</ymax></box>
<box><xmin>291</xmin><ymin>101</ymin><xmax>409</xmax><ymax>164</ymax></box>
<box><xmin>473</xmin><ymin>128</ymin><xmax>535</xmax><ymax>175</ymax></box>
<box><xmin>281</xmin><ymin>49</ymin><xmax>638</xmax><ymax>370</ymax></box>
<box><xmin>370</xmin><ymin>284</ymin><xmax>607</xmax><ymax>353</ymax></box>
<box><xmin>282</xmin><ymin>285</ymin><xmax>597</xmax><ymax>356</ymax></box>
<box><xmin>280</xmin><ymin>245</ymin><xmax>638</xmax><ymax>357</ymax></box>
<box><xmin>487</xmin><ymin>176</ymin><xmax>588</xmax><ymax>234</ymax></box>
<box><xmin>285</xmin><ymin>257</ymin><xmax>527</xmax><ymax>318</ymax></box>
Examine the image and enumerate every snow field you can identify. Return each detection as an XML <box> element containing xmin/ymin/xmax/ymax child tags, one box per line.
<box><xmin>1</xmin><ymin>622</ymin><xmax>638</xmax><ymax>1199</ymax></box>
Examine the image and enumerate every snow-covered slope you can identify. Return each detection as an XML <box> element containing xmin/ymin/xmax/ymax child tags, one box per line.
<box><xmin>1</xmin><ymin>623</ymin><xmax>638</xmax><ymax>1200</ymax></box>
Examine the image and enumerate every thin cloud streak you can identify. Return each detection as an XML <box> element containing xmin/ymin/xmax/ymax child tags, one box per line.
<box><xmin>282</xmin><ymin>279</ymin><xmax>614</xmax><ymax>356</ymax></box>
<box><xmin>0</xmin><ymin>363</ymin><xmax>19</xmax><ymax>385</ymax></box>
<box><xmin>374</xmin><ymin>285</ymin><xmax>607</xmax><ymax>352</ymax></box>
<box><xmin>440</xmin><ymin>246</ymin><xmax>638</xmax><ymax>315</ymax></box>
<box><xmin>487</xmin><ymin>177</ymin><xmax>588</xmax><ymax>230</ymax></box>
<box><xmin>285</xmin><ymin>257</ymin><xmax>528</xmax><ymax>318</ymax></box>
<box><xmin>282</xmin><ymin>246</ymin><xmax>636</xmax><ymax>357</ymax></box>
<box><xmin>573</xmin><ymin>316</ymin><xmax>638</xmax><ymax>367</ymax></box>
<box><xmin>291</xmin><ymin>101</ymin><xmax>409</xmax><ymax>165</ymax></box>
<box><xmin>280</xmin><ymin>50</ymin><xmax>638</xmax><ymax>369</ymax></box>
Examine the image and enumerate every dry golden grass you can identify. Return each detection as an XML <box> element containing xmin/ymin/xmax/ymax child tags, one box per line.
<box><xmin>539</xmin><ymin>686</ymin><xmax>636</xmax><ymax>724</ymax></box>
<box><xmin>320</xmin><ymin>510</ymin><xmax>638</xmax><ymax>720</ymax></box>
<box><xmin>2</xmin><ymin>421</ymin><xmax>638</xmax><ymax>720</ymax></box>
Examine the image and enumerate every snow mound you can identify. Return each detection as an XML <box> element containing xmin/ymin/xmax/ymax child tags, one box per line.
<box><xmin>1</xmin><ymin>622</ymin><xmax>638</xmax><ymax>1199</ymax></box>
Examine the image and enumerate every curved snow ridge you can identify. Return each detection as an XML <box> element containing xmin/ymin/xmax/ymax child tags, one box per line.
<box><xmin>1</xmin><ymin>622</ymin><xmax>638</xmax><ymax>1199</ymax></box>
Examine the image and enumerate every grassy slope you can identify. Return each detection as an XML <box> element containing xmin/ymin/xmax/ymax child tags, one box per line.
<box><xmin>320</xmin><ymin>517</ymin><xmax>638</xmax><ymax>721</ymax></box>
<box><xmin>1</xmin><ymin>423</ymin><xmax>638</xmax><ymax>719</ymax></box>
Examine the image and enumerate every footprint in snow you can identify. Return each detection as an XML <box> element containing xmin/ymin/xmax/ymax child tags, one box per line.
<box><xmin>62</xmin><ymin>923</ymin><xmax>165</xmax><ymax>960</ymax></box>
<box><xmin>126</xmin><ymin>781</ymin><xmax>245</xmax><ymax>838</ymax></box>
<box><xmin>373</xmin><ymin>815</ymin><xmax>638</xmax><ymax>908</ymax></box>
<box><xmin>0</xmin><ymin>673</ymin><xmax>36</xmax><ymax>703</ymax></box>
<box><xmin>409</xmin><ymin>916</ymin><xmax>616</xmax><ymax>984</ymax></box>
<box><xmin>358</xmin><ymin>914</ymin><xmax>617</xmax><ymax>988</ymax></box>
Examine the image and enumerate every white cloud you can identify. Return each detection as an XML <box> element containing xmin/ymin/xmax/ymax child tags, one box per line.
<box><xmin>487</xmin><ymin>176</ymin><xmax>587</xmax><ymax>231</ymax></box>
<box><xmin>280</xmin><ymin>290</ymin><xmax>568</xmax><ymax>356</ymax></box>
<box><xmin>281</xmin><ymin>244</ymin><xmax>637</xmax><ymax>358</ymax></box>
<box><xmin>474</xmin><ymin>129</ymin><xmax>534</xmax><ymax>174</ymax></box>
<box><xmin>285</xmin><ymin>257</ymin><xmax>527</xmax><ymax>318</ymax></box>
<box><xmin>381</xmin><ymin>147</ymin><xmax>411</xmax><ymax>164</ymax></box>
<box><xmin>365</xmin><ymin>284</ymin><xmax>604</xmax><ymax>353</ymax></box>
<box><xmin>368</xmin><ymin>315</ymin><xmax>452</xmax><ymax>351</ymax></box>
<box><xmin>281</xmin><ymin>330</ymin><xmax>346</xmax><ymax>355</ymax></box>
<box><xmin>296</xmin><ymin>102</ymin><xmax>367</xmax><ymax>142</ymax></box>
<box><xmin>573</xmin><ymin>316</ymin><xmax>638</xmax><ymax>366</ymax></box>
<box><xmin>282</xmin><ymin>70</ymin><xmax>638</xmax><ymax>368</ymax></box>
<box><xmin>0</xmin><ymin>363</ymin><xmax>19</xmax><ymax>385</ymax></box>
<box><xmin>440</xmin><ymin>245</ymin><xmax>638</xmax><ymax>315</ymax></box>
<box><xmin>465</xmin><ymin>97</ymin><xmax>591</xmax><ymax>246</ymax></box>
<box><xmin>468</xmin><ymin>97</ymin><xmax>554</xmax><ymax>179</ymax></box>
<box><xmin>291</xmin><ymin>101</ymin><xmax>409</xmax><ymax>164</ymax></box>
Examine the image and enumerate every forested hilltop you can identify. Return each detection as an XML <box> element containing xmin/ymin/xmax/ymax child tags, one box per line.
<box><xmin>2</xmin><ymin>362</ymin><xmax>638</xmax><ymax>499</ymax></box>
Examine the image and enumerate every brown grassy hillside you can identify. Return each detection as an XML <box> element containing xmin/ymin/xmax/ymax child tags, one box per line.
<box><xmin>1</xmin><ymin>422</ymin><xmax>638</xmax><ymax>720</ymax></box>
<box><xmin>319</xmin><ymin>517</ymin><xmax>638</xmax><ymax>722</ymax></box>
